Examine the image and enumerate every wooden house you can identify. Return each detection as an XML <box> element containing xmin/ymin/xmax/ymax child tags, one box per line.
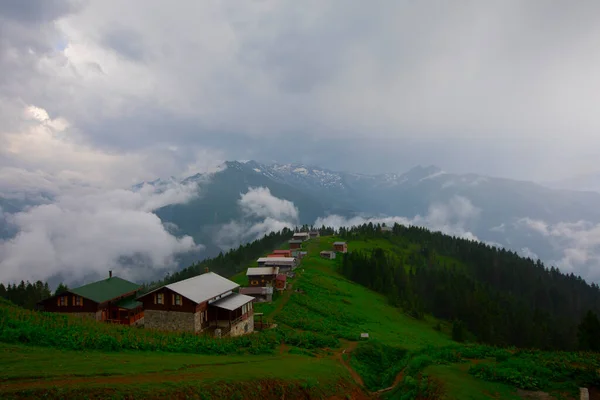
<box><xmin>246</xmin><ymin>267</ymin><xmax>279</xmax><ymax>287</ymax></box>
<box><xmin>272</xmin><ymin>249</ymin><xmax>292</xmax><ymax>257</ymax></box>
<box><xmin>333</xmin><ymin>241</ymin><xmax>348</xmax><ymax>253</ymax></box>
<box><xmin>239</xmin><ymin>286</ymin><xmax>273</xmax><ymax>302</ymax></box>
<box><xmin>292</xmin><ymin>232</ymin><xmax>310</xmax><ymax>241</ymax></box>
<box><xmin>256</xmin><ymin>256</ymin><xmax>297</xmax><ymax>273</ymax></box>
<box><xmin>37</xmin><ymin>271</ymin><xmax>143</xmax><ymax>325</ymax></box>
<box><xmin>320</xmin><ymin>250</ymin><xmax>336</xmax><ymax>260</ymax></box>
<box><xmin>137</xmin><ymin>272</ymin><xmax>254</xmax><ymax>337</ymax></box>
<box><xmin>289</xmin><ymin>239</ymin><xmax>303</xmax><ymax>250</ymax></box>
<box><xmin>275</xmin><ymin>274</ymin><xmax>287</xmax><ymax>291</ymax></box>
<box><xmin>309</xmin><ymin>231</ymin><xmax>320</xmax><ymax>238</ymax></box>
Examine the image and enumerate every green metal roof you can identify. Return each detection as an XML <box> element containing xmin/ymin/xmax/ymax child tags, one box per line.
<box><xmin>70</xmin><ymin>276</ymin><xmax>141</xmax><ymax>304</ymax></box>
<box><xmin>116</xmin><ymin>297</ymin><xmax>143</xmax><ymax>310</ymax></box>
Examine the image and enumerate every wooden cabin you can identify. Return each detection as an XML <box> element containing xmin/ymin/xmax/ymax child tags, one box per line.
<box><xmin>246</xmin><ymin>267</ymin><xmax>279</xmax><ymax>287</ymax></box>
<box><xmin>275</xmin><ymin>274</ymin><xmax>287</xmax><ymax>291</ymax></box>
<box><xmin>137</xmin><ymin>272</ymin><xmax>254</xmax><ymax>337</ymax></box>
<box><xmin>272</xmin><ymin>249</ymin><xmax>292</xmax><ymax>257</ymax></box>
<box><xmin>37</xmin><ymin>271</ymin><xmax>143</xmax><ymax>325</ymax></box>
<box><xmin>320</xmin><ymin>250</ymin><xmax>336</xmax><ymax>260</ymax></box>
<box><xmin>289</xmin><ymin>240</ymin><xmax>303</xmax><ymax>250</ymax></box>
<box><xmin>292</xmin><ymin>232</ymin><xmax>310</xmax><ymax>241</ymax></box>
<box><xmin>257</xmin><ymin>257</ymin><xmax>298</xmax><ymax>273</ymax></box>
<box><xmin>333</xmin><ymin>241</ymin><xmax>348</xmax><ymax>253</ymax></box>
<box><xmin>239</xmin><ymin>286</ymin><xmax>273</xmax><ymax>303</ymax></box>
<box><xmin>309</xmin><ymin>231</ymin><xmax>320</xmax><ymax>238</ymax></box>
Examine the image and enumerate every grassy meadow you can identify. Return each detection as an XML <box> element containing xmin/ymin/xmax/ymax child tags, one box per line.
<box><xmin>1</xmin><ymin>234</ymin><xmax>599</xmax><ymax>399</ymax></box>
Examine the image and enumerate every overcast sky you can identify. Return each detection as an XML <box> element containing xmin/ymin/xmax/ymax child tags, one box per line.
<box><xmin>2</xmin><ymin>0</ymin><xmax>600</xmax><ymax>192</ymax></box>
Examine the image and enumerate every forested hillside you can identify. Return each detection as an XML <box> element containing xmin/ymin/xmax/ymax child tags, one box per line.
<box><xmin>338</xmin><ymin>223</ymin><xmax>600</xmax><ymax>351</ymax></box>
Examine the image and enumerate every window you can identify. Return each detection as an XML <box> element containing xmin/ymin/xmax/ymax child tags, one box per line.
<box><xmin>250</xmin><ymin>280</ymin><xmax>259</xmax><ymax>285</ymax></box>
<box><xmin>155</xmin><ymin>293</ymin><xmax>164</xmax><ymax>304</ymax></box>
<box><xmin>58</xmin><ymin>296</ymin><xmax>68</xmax><ymax>306</ymax></box>
<box><xmin>173</xmin><ymin>294</ymin><xmax>182</xmax><ymax>306</ymax></box>
<box><xmin>73</xmin><ymin>296</ymin><xmax>83</xmax><ymax>306</ymax></box>
<box><xmin>242</xmin><ymin>304</ymin><xmax>247</xmax><ymax>314</ymax></box>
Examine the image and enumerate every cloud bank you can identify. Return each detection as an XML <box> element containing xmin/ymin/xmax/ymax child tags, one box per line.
<box><xmin>516</xmin><ymin>218</ymin><xmax>600</xmax><ymax>282</ymax></box>
<box><xmin>216</xmin><ymin>187</ymin><xmax>299</xmax><ymax>251</ymax></box>
<box><xmin>316</xmin><ymin>196</ymin><xmax>481</xmax><ymax>241</ymax></box>
<box><xmin>0</xmin><ymin>181</ymin><xmax>203</xmax><ymax>284</ymax></box>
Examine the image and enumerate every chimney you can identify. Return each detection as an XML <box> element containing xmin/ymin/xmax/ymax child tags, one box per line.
<box><xmin>109</xmin><ymin>270</ymin><xmax>113</xmax><ymax>278</ymax></box>
<box><xmin>205</xmin><ymin>267</ymin><xmax>209</xmax><ymax>273</ymax></box>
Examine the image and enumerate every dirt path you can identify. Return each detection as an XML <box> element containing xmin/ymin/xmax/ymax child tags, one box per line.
<box><xmin>376</xmin><ymin>369</ymin><xmax>404</xmax><ymax>394</ymax></box>
<box><xmin>269</xmin><ymin>280</ymin><xmax>295</xmax><ymax>320</ymax></box>
<box><xmin>334</xmin><ymin>341</ymin><xmax>365</xmax><ymax>388</ymax></box>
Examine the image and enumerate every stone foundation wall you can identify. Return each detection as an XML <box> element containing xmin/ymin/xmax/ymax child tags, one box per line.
<box><xmin>194</xmin><ymin>311</ymin><xmax>203</xmax><ymax>331</ymax></box>
<box><xmin>144</xmin><ymin>310</ymin><xmax>197</xmax><ymax>332</ymax></box>
<box><xmin>230</xmin><ymin>316</ymin><xmax>254</xmax><ymax>337</ymax></box>
<box><xmin>132</xmin><ymin>317</ymin><xmax>145</xmax><ymax>326</ymax></box>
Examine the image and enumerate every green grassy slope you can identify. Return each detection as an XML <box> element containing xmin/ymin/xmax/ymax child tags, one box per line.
<box><xmin>1</xmin><ymin>234</ymin><xmax>599</xmax><ymax>399</ymax></box>
<box><xmin>0</xmin><ymin>342</ymin><xmax>351</xmax><ymax>400</ymax></box>
<box><xmin>274</xmin><ymin>236</ymin><xmax>452</xmax><ymax>349</ymax></box>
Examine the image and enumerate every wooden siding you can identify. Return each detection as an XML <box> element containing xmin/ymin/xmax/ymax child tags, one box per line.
<box><xmin>139</xmin><ymin>287</ymin><xmax>198</xmax><ymax>313</ymax></box>
<box><xmin>39</xmin><ymin>291</ymin><xmax>99</xmax><ymax>313</ymax></box>
<box><xmin>247</xmin><ymin>274</ymin><xmax>277</xmax><ymax>287</ymax></box>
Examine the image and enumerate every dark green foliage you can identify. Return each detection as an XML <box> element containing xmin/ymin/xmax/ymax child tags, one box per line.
<box><xmin>451</xmin><ymin>320</ymin><xmax>465</xmax><ymax>343</ymax></box>
<box><xmin>383</xmin><ymin>344</ymin><xmax>600</xmax><ymax>399</ymax></box>
<box><xmin>54</xmin><ymin>282</ymin><xmax>69</xmax><ymax>295</ymax></box>
<box><xmin>0</xmin><ymin>300</ymin><xmax>337</xmax><ymax>355</ymax></box>
<box><xmin>350</xmin><ymin>340</ymin><xmax>407</xmax><ymax>390</ymax></box>
<box><xmin>0</xmin><ymin>280</ymin><xmax>51</xmax><ymax>309</ymax></box>
<box><xmin>338</xmin><ymin>222</ymin><xmax>600</xmax><ymax>350</ymax></box>
<box><xmin>577</xmin><ymin>310</ymin><xmax>600</xmax><ymax>351</ymax></box>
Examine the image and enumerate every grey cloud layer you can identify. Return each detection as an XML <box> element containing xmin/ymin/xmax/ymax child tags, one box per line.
<box><xmin>2</xmin><ymin>1</ymin><xmax>600</xmax><ymax>183</ymax></box>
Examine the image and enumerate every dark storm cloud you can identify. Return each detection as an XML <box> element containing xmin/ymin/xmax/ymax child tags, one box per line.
<box><xmin>0</xmin><ymin>0</ymin><xmax>76</xmax><ymax>23</ymax></box>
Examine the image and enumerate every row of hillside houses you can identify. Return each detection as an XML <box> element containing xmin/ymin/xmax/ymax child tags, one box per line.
<box><xmin>38</xmin><ymin>270</ymin><xmax>255</xmax><ymax>337</ymax></box>
<box><xmin>240</xmin><ymin>245</ymin><xmax>300</xmax><ymax>302</ymax></box>
<box><xmin>37</xmin><ymin>234</ymin><xmax>347</xmax><ymax>337</ymax></box>
<box><xmin>238</xmin><ymin>231</ymin><xmax>319</xmax><ymax>303</ymax></box>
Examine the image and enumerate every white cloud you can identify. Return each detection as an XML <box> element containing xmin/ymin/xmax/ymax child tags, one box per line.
<box><xmin>516</xmin><ymin>218</ymin><xmax>550</xmax><ymax>236</ymax></box>
<box><xmin>239</xmin><ymin>186</ymin><xmax>299</xmax><ymax>221</ymax></box>
<box><xmin>0</xmin><ymin>104</ymin><xmax>224</xmax><ymax>198</ymax></box>
<box><xmin>0</xmin><ymin>181</ymin><xmax>203</xmax><ymax>284</ymax></box>
<box><xmin>215</xmin><ymin>187</ymin><xmax>298</xmax><ymax>251</ymax></box>
<box><xmin>515</xmin><ymin>218</ymin><xmax>600</xmax><ymax>282</ymax></box>
<box><xmin>519</xmin><ymin>247</ymin><xmax>539</xmax><ymax>260</ymax></box>
<box><xmin>315</xmin><ymin>195</ymin><xmax>480</xmax><ymax>241</ymax></box>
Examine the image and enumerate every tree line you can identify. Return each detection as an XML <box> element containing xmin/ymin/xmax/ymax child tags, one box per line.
<box><xmin>338</xmin><ymin>222</ymin><xmax>600</xmax><ymax>351</ymax></box>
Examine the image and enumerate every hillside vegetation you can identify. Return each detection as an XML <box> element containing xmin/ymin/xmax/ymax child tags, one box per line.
<box><xmin>336</xmin><ymin>223</ymin><xmax>600</xmax><ymax>351</ymax></box>
<box><xmin>1</xmin><ymin>225</ymin><xmax>600</xmax><ymax>399</ymax></box>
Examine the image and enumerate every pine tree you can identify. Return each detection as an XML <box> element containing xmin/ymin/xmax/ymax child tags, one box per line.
<box><xmin>452</xmin><ymin>319</ymin><xmax>466</xmax><ymax>342</ymax></box>
<box><xmin>577</xmin><ymin>310</ymin><xmax>600</xmax><ymax>351</ymax></box>
<box><xmin>55</xmin><ymin>283</ymin><xmax>69</xmax><ymax>295</ymax></box>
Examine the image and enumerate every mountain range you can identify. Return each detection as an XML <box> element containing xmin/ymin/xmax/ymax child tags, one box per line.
<box><xmin>2</xmin><ymin>160</ymin><xmax>600</xmax><ymax>283</ymax></box>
